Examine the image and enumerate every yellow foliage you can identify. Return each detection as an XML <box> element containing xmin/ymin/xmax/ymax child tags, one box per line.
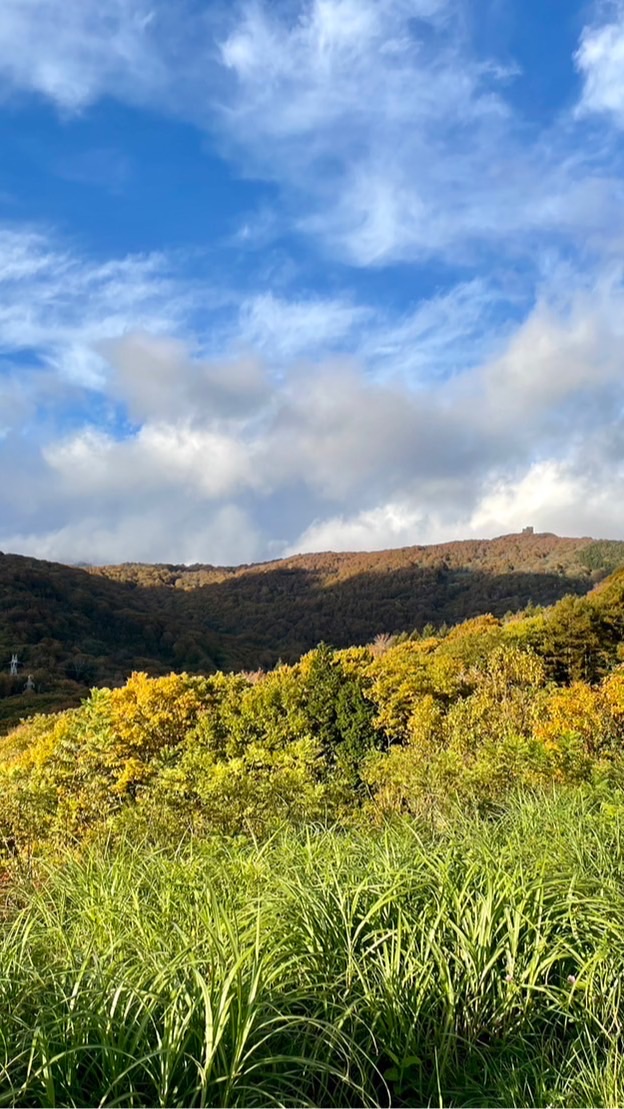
<box><xmin>334</xmin><ymin>646</ymin><xmax>373</xmax><ymax>678</ymax></box>
<box><xmin>407</xmin><ymin>694</ymin><xmax>444</xmax><ymax>751</ymax></box>
<box><xmin>0</xmin><ymin>712</ymin><xmax>61</xmax><ymax>772</ymax></box>
<box><xmin>4</xmin><ymin>600</ymin><xmax>624</xmax><ymax>852</ymax></box>
<box><xmin>108</xmin><ymin>672</ymin><xmax>209</xmax><ymax>760</ymax></box>
<box><xmin>111</xmin><ymin>757</ymin><xmax>154</xmax><ymax>796</ymax></box>
<box><xmin>482</xmin><ymin>645</ymin><xmax>546</xmax><ymax>694</ymax></box>
<box><xmin>535</xmin><ymin>683</ymin><xmax>611</xmax><ymax>758</ymax></box>
<box><xmin>444</xmin><ymin>614</ymin><xmax>502</xmax><ymax>642</ymax></box>
<box><xmin>602</xmin><ymin>668</ymin><xmax>624</xmax><ymax>726</ymax></box>
<box><xmin>367</xmin><ymin>641</ymin><xmax>462</xmax><ymax>740</ymax></box>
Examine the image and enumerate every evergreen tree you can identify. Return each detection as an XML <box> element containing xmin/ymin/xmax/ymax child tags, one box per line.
<box><xmin>304</xmin><ymin>643</ymin><xmax>382</xmax><ymax>787</ymax></box>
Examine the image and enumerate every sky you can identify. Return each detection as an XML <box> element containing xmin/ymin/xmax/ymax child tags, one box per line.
<box><xmin>1</xmin><ymin>0</ymin><xmax>624</xmax><ymax>565</ymax></box>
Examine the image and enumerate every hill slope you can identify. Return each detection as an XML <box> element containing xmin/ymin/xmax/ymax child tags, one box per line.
<box><xmin>1</xmin><ymin>531</ymin><xmax>624</xmax><ymax>727</ymax></box>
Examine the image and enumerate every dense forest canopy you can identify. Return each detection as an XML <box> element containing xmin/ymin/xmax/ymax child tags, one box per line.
<box><xmin>3</xmin><ymin>553</ymin><xmax>624</xmax><ymax>850</ymax></box>
<box><xmin>2</xmin><ymin>532</ymin><xmax>624</xmax><ymax>730</ymax></box>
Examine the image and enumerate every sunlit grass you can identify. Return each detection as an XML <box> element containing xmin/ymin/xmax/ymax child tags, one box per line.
<box><xmin>1</xmin><ymin>790</ymin><xmax>624</xmax><ymax>1106</ymax></box>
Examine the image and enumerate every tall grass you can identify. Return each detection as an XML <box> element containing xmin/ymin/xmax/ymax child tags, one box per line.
<box><xmin>1</xmin><ymin>790</ymin><xmax>624</xmax><ymax>1106</ymax></box>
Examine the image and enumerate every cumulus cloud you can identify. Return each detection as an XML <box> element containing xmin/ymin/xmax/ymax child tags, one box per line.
<box><xmin>0</xmin><ymin>371</ymin><xmax>34</xmax><ymax>437</ymax></box>
<box><xmin>474</xmin><ymin>285</ymin><xmax>624</xmax><ymax>438</ymax></box>
<box><xmin>44</xmin><ymin>423</ymin><xmax>258</xmax><ymax>502</ymax></box>
<box><xmin>282</xmin><ymin>278</ymin><xmax>624</xmax><ymax>554</ymax></box>
<box><xmin>101</xmin><ymin>333</ymin><xmax>271</xmax><ymax>424</ymax></box>
<box><xmin>3</xmin><ymin>267</ymin><xmax>624</xmax><ymax>564</ymax></box>
<box><xmin>289</xmin><ymin>456</ymin><xmax>624</xmax><ymax>555</ymax></box>
<box><xmin>0</xmin><ymin>503</ymin><xmax>262</xmax><ymax>566</ymax></box>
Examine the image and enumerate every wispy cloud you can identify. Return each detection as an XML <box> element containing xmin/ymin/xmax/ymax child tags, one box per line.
<box><xmin>576</xmin><ymin>2</ymin><xmax>624</xmax><ymax>125</ymax></box>
<box><xmin>0</xmin><ymin>224</ymin><xmax>499</xmax><ymax>403</ymax></box>
<box><xmin>236</xmin><ymin>293</ymin><xmax>372</xmax><ymax>362</ymax></box>
<box><xmin>2</xmin><ymin>0</ymin><xmax>621</xmax><ymax>268</ymax></box>
<box><xmin>0</xmin><ymin>227</ymin><xmax>196</xmax><ymax>389</ymax></box>
<box><xmin>216</xmin><ymin>0</ymin><xmax>622</xmax><ymax>266</ymax></box>
<box><xmin>0</xmin><ymin>0</ymin><xmax>165</xmax><ymax>111</ymax></box>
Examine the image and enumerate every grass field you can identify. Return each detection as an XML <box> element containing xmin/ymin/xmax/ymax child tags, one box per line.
<box><xmin>1</xmin><ymin>790</ymin><xmax>624</xmax><ymax>1107</ymax></box>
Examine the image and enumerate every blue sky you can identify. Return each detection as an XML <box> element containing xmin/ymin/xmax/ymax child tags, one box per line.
<box><xmin>1</xmin><ymin>0</ymin><xmax>624</xmax><ymax>564</ymax></box>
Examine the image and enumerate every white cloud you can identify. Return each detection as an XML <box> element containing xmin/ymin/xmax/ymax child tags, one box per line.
<box><xmin>2</xmin><ymin>0</ymin><xmax>622</xmax><ymax>272</ymax></box>
<box><xmin>466</xmin><ymin>455</ymin><xmax>624</xmax><ymax>544</ymax></box>
<box><xmin>475</xmin><ymin>282</ymin><xmax>624</xmax><ymax>433</ymax></box>
<box><xmin>229</xmin><ymin>278</ymin><xmax>515</xmax><ymax>384</ymax></box>
<box><xmin>1</xmin><ymin>503</ymin><xmax>262</xmax><ymax>566</ymax></box>
<box><xmin>45</xmin><ymin>422</ymin><xmax>260</xmax><ymax>501</ymax></box>
<box><xmin>102</xmin><ymin>333</ymin><xmax>271</xmax><ymax>423</ymax></box>
<box><xmin>576</xmin><ymin>4</ymin><xmax>624</xmax><ymax>125</ymax></box>
<box><xmin>218</xmin><ymin>0</ymin><xmax>514</xmax><ymax>264</ymax></box>
<box><xmin>0</xmin><ymin>222</ymin><xmax>509</xmax><ymax>457</ymax></box>
<box><xmin>364</xmin><ymin>278</ymin><xmax>514</xmax><ymax>383</ymax></box>
<box><xmin>220</xmin><ymin>0</ymin><xmax>457</xmax><ymax>140</ymax></box>
<box><xmin>288</xmin><ymin>455</ymin><xmax>624</xmax><ymax>554</ymax></box>
<box><xmin>3</xmin><ymin>267</ymin><xmax>624</xmax><ymax>564</ymax></box>
<box><xmin>289</xmin><ymin>501</ymin><xmax>431</xmax><ymax>553</ymax></box>
<box><xmin>0</xmin><ymin>0</ymin><xmax>164</xmax><ymax>111</ymax></box>
<box><xmin>237</xmin><ymin>293</ymin><xmax>370</xmax><ymax>361</ymax></box>
<box><xmin>280</xmin><ymin>277</ymin><xmax>624</xmax><ymax>554</ymax></box>
<box><xmin>216</xmin><ymin>0</ymin><xmax>623</xmax><ymax>266</ymax></box>
<box><xmin>0</xmin><ymin>228</ymin><xmax>196</xmax><ymax>389</ymax></box>
<box><xmin>0</xmin><ymin>371</ymin><xmax>31</xmax><ymax>437</ymax></box>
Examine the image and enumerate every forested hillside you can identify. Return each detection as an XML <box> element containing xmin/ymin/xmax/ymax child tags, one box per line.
<box><xmin>3</xmin><ymin>557</ymin><xmax>624</xmax><ymax>847</ymax></box>
<box><xmin>2</xmin><ymin>532</ymin><xmax>624</xmax><ymax>730</ymax></box>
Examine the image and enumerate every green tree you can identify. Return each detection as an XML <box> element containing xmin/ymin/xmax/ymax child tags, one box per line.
<box><xmin>302</xmin><ymin>644</ymin><xmax>382</xmax><ymax>786</ymax></box>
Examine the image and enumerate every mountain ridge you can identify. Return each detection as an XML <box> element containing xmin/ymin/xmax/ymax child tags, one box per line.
<box><xmin>2</xmin><ymin>531</ymin><xmax>624</xmax><ymax>730</ymax></box>
<box><xmin>89</xmin><ymin>531</ymin><xmax>598</xmax><ymax>584</ymax></box>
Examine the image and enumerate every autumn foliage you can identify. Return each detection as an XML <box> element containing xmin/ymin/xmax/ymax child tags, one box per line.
<box><xmin>2</xmin><ymin>558</ymin><xmax>624</xmax><ymax>853</ymax></box>
<box><xmin>3</xmin><ymin>532</ymin><xmax>624</xmax><ymax>733</ymax></box>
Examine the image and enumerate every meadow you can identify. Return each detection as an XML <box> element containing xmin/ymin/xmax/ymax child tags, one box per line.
<box><xmin>2</xmin><ymin>791</ymin><xmax>624</xmax><ymax>1108</ymax></box>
